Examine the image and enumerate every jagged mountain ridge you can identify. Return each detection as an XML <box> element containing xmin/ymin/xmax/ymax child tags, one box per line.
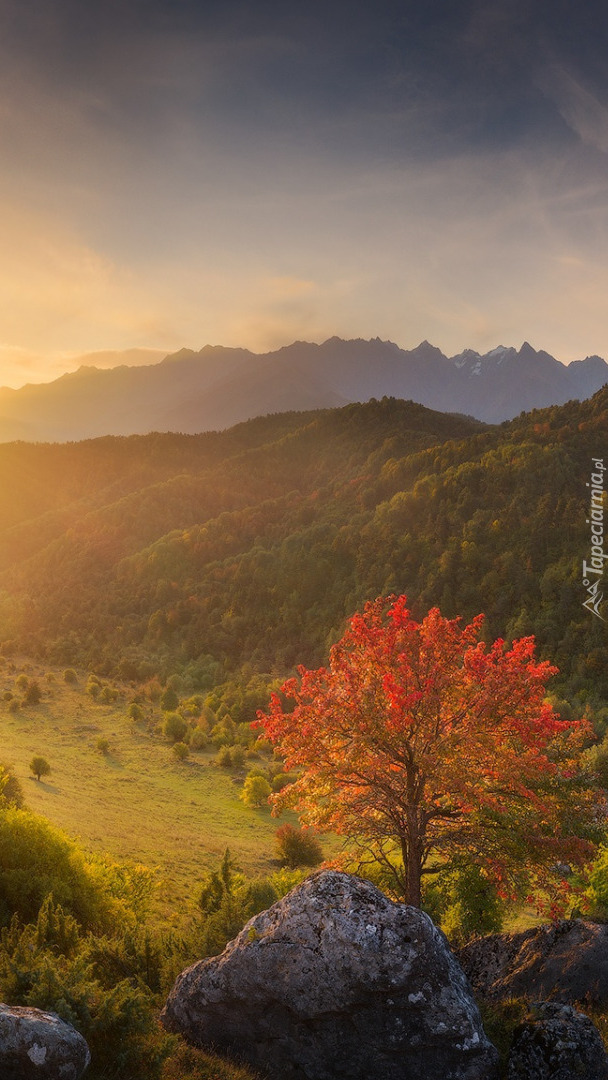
<box><xmin>0</xmin><ymin>337</ymin><xmax>606</xmax><ymax>441</ymax></box>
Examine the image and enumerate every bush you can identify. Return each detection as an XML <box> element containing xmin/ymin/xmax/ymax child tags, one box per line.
<box><xmin>172</xmin><ymin>742</ymin><xmax>189</xmax><ymax>761</ymax></box>
<box><xmin>129</xmin><ymin>702</ymin><xmax>145</xmax><ymax>722</ymax></box>
<box><xmin>424</xmin><ymin>864</ymin><xmax>505</xmax><ymax>946</ymax></box>
<box><xmin>161</xmin><ymin>686</ymin><xmax>179</xmax><ymax>712</ymax></box>
<box><xmin>0</xmin><ymin>763</ymin><xmax>24</xmax><ymax>808</ymax></box>
<box><xmin>23</xmin><ymin>680</ymin><xmax>42</xmax><ymax>705</ymax></box>
<box><xmin>189</xmin><ymin>727</ymin><xmax>208</xmax><ymax>751</ymax></box>
<box><xmin>0</xmin><ymin>909</ymin><xmax>169</xmax><ymax>1080</ymax></box>
<box><xmin>96</xmin><ymin>738</ymin><xmax>110</xmax><ymax>756</ymax></box>
<box><xmin>63</xmin><ymin>669</ymin><xmax>78</xmax><ymax>684</ymax></box>
<box><xmin>275</xmin><ymin>824</ymin><xmax>323</xmax><ymax>868</ymax></box>
<box><xmin>230</xmin><ymin>746</ymin><xmax>246</xmax><ymax>770</ymax></box>
<box><xmin>163</xmin><ymin>712</ymin><xmax>188</xmax><ymax>743</ymax></box>
<box><xmin>586</xmin><ymin>844</ymin><xmax>608</xmax><ymax>915</ymax></box>
<box><xmin>0</xmin><ymin>807</ymin><xmax>128</xmax><ymax>931</ymax></box>
<box><xmin>271</xmin><ymin>771</ymin><xmax>294</xmax><ymax>793</ymax></box>
<box><xmin>240</xmin><ymin>774</ymin><xmax>272</xmax><ymax>808</ymax></box>
<box><xmin>215</xmin><ymin>746</ymin><xmax>234</xmax><ymax>768</ymax></box>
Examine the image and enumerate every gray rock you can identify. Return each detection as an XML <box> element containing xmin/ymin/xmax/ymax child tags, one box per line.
<box><xmin>459</xmin><ymin>920</ymin><xmax>608</xmax><ymax>1005</ymax></box>
<box><xmin>506</xmin><ymin>1002</ymin><xmax>608</xmax><ymax>1080</ymax></box>
<box><xmin>162</xmin><ymin>869</ymin><xmax>498</xmax><ymax>1080</ymax></box>
<box><xmin>0</xmin><ymin>1003</ymin><xmax>90</xmax><ymax>1079</ymax></box>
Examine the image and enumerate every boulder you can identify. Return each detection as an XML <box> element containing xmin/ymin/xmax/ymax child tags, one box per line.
<box><xmin>459</xmin><ymin>919</ymin><xmax>608</xmax><ymax>1005</ymax></box>
<box><xmin>0</xmin><ymin>1003</ymin><xmax>90</xmax><ymax>1079</ymax></box>
<box><xmin>162</xmin><ymin>869</ymin><xmax>498</xmax><ymax>1080</ymax></box>
<box><xmin>506</xmin><ymin>1002</ymin><xmax>608</xmax><ymax>1080</ymax></box>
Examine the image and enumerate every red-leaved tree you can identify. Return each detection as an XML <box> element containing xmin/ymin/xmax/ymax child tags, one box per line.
<box><xmin>257</xmin><ymin>596</ymin><xmax>600</xmax><ymax>907</ymax></box>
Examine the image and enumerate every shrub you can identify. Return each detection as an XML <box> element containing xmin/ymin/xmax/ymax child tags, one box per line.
<box><xmin>586</xmin><ymin>844</ymin><xmax>608</xmax><ymax>915</ymax></box>
<box><xmin>96</xmin><ymin>738</ymin><xmax>110</xmax><ymax>756</ymax></box>
<box><xmin>271</xmin><ymin>771</ymin><xmax>294</xmax><ymax>793</ymax></box>
<box><xmin>172</xmin><ymin>742</ymin><xmax>189</xmax><ymax>761</ymax></box>
<box><xmin>424</xmin><ymin>864</ymin><xmax>505</xmax><ymax>946</ymax></box>
<box><xmin>23</xmin><ymin>680</ymin><xmax>42</xmax><ymax>705</ymax></box>
<box><xmin>275</xmin><ymin>824</ymin><xmax>323</xmax><ymax>868</ymax></box>
<box><xmin>163</xmin><ymin>712</ymin><xmax>188</xmax><ymax>743</ymax></box>
<box><xmin>0</xmin><ymin>807</ymin><xmax>126</xmax><ymax>931</ymax></box>
<box><xmin>189</xmin><ymin>727</ymin><xmax>208</xmax><ymax>752</ymax></box>
<box><xmin>63</xmin><ymin>669</ymin><xmax>78</xmax><ymax>684</ymax></box>
<box><xmin>240</xmin><ymin>774</ymin><xmax>272</xmax><ymax>809</ymax></box>
<box><xmin>215</xmin><ymin>746</ymin><xmax>233</xmax><ymax>768</ymax></box>
<box><xmin>161</xmin><ymin>686</ymin><xmax>179</xmax><ymax>712</ymax></box>
<box><xmin>129</xmin><ymin>702</ymin><xmax>145</xmax><ymax>722</ymax></box>
<box><xmin>252</xmin><ymin>737</ymin><xmax>273</xmax><ymax>757</ymax></box>
<box><xmin>230</xmin><ymin>746</ymin><xmax>246</xmax><ymax>770</ymax></box>
<box><xmin>0</xmin><ymin>762</ymin><xmax>24</xmax><ymax>808</ymax></box>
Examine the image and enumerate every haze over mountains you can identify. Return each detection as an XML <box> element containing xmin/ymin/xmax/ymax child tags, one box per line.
<box><xmin>0</xmin><ymin>337</ymin><xmax>607</xmax><ymax>442</ymax></box>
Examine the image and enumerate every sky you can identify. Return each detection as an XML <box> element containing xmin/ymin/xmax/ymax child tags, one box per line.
<box><xmin>2</xmin><ymin>0</ymin><xmax>608</xmax><ymax>386</ymax></box>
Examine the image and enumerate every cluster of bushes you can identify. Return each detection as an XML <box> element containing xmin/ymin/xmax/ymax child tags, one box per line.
<box><xmin>125</xmin><ymin>674</ymin><xmax>286</xmax><ymax>778</ymax></box>
<box><xmin>0</xmin><ymin>801</ymin><xmax>312</xmax><ymax>1079</ymax></box>
<box><xmin>0</xmin><ymin>665</ymin><xmax>44</xmax><ymax>711</ymax></box>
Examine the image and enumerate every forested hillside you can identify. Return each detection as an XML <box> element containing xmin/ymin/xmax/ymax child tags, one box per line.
<box><xmin>0</xmin><ymin>390</ymin><xmax>605</xmax><ymax>703</ymax></box>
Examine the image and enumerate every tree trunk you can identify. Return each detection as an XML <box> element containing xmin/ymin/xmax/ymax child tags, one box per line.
<box><xmin>401</xmin><ymin>832</ymin><xmax>423</xmax><ymax>907</ymax></box>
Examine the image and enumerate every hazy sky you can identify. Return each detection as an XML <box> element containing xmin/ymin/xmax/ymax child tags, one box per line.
<box><xmin>2</xmin><ymin>0</ymin><xmax>608</xmax><ymax>386</ymax></box>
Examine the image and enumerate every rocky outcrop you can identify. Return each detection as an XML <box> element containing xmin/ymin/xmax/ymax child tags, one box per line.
<box><xmin>506</xmin><ymin>1002</ymin><xmax>608</xmax><ymax>1079</ymax></box>
<box><xmin>162</xmin><ymin>869</ymin><xmax>498</xmax><ymax>1080</ymax></box>
<box><xmin>0</xmin><ymin>1004</ymin><xmax>90</xmax><ymax>1079</ymax></box>
<box><xmin>458</xmin><ymin>919</ymin><xmax>608</xmax><ymax>1005</ymax></box>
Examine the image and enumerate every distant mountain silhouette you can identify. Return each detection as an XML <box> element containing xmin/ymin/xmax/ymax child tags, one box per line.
<box><xmin>0</xmin><ymin>337</ymin><xmax>605</xmax><ymax>441</ymax></box>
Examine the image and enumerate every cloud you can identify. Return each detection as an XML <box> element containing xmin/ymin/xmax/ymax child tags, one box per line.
<box><xmin>539</xmin><ymin>63</ymin><xmax>608</xmax><ymax>155</ymax></box>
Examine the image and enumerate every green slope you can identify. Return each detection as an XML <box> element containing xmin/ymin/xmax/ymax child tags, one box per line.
<box><xmin>0</xmin><ymin>392</ymin><xmax>605</xmax><ymax>700</ymax></box>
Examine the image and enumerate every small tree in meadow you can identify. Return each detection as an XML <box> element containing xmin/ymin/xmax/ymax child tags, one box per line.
<box><xmin>172</xmin><ymin>741</ymin><xmax>189</xmax><ymax>761</ymax></box>
<box><xmin>240</xmin><ymin>774</ymin><xmax>272</xmax><ymax>809</ymax></box>
<box><xmin>30</xmin><ymin>756</ymin><xmax>51</xmax><ymax>782</ymax></box>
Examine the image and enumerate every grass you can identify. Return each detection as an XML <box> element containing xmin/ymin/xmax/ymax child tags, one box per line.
<box><xmin>0</xmin><ymin>659</ymin><xmax>295</xmax><ymax>926</ymax></box>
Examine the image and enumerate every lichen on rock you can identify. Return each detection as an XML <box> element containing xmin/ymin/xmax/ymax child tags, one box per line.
<box><xmin>162</xmin><ymin>869</ymin><xmax>498</xmax><ymax>1080</ymax></box>
<box><xmin>0</xmin><ymin>1003</ymin><xmax>90</xmax><ymax>1080</ymax></box>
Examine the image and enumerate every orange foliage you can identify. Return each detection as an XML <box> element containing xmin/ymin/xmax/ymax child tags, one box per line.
<box><xmin>257</xmin><ymin>596</ymin><xmax>600</xmax><ymax>907</ymax></box>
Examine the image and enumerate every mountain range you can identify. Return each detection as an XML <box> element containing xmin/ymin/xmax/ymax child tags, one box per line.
<box><xmin>0</xmin><ymin>337</ymin><xmax>606</xmax><ymax>442</ymax></box>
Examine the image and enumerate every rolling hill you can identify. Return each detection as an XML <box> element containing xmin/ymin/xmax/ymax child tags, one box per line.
<box><xmin>0</xmin><ymin>391</ymin><xmax>605</xmax><ymax>703</ymax></box>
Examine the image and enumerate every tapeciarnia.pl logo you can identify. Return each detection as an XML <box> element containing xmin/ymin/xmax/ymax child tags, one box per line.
<box><xmin>582</xmin><ymin>457</ymin><xmax>606</xmax><ymax>620</ymax></box>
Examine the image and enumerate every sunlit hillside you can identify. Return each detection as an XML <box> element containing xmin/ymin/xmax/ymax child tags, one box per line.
<box><xmin>0</xmin><ymin>391</ymin><xmax>605</xmax><ymax>702</ymax></box>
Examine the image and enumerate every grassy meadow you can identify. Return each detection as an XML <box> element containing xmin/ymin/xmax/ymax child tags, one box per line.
<box><xmin>0</xmin><ymin>658</ymin><xmax>293</xmax><ymax>926</ymax></box>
